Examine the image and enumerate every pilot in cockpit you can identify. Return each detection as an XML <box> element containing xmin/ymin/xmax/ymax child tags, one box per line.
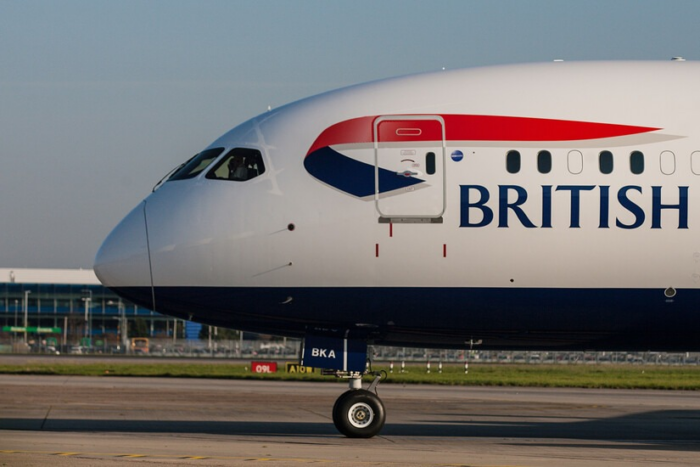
<box><xmin>228</xmin><ymin>155</ymin><xmax>248</xmax><ymax>181</ymax></box>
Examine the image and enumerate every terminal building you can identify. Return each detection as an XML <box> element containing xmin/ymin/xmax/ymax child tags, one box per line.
<box><xmin>0</xmin><ymin>268</ymin><xmax>199</xmax><ymax>352</ymax></box>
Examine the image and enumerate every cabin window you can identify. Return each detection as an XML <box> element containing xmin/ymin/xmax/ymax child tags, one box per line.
<box><xmin>537</xmin><ymin>150</ymin><xmax>552</xmax><ymax>174</ymax></box>
<box><xmin>169</xmin><ymin>148</ymin><xmax>225</xmax><ymax>181</ymax></box>
<box><xmin>506</xmin><ymin>150</ymin><xmax>520</xmax><ymax>174</ymax></box>
<box><xmin>660</xmin><ymin>150</ymin><xmax>675</xmax><ymax>175</ymax></box>
<box><xmin>599</xmin><ymin>151</ymin><xmax>613</xmax><ymax>174</ymax></box>
<box><xmin>426</xmin><ymin>152</ymin><xmax>436</xmax><ymax>175</ymax></box>
<box><xmin>206</xmin><ymin>147</ymin><xmax>266</xmax><ymax>181</ymax></box>
<box><xmin>567</xmin><ymin>150</ymin><xmax>583</xmax><ymax>174</ymax></box>
<box><xmin>630</xmin><ymin>151</ymin><xmax>645</xmax><ymax>174</ymax></box>
<box><xmin>692</xmin><ymin>151</ymin><xmax>700</xmax><ymax>175</ymax></box>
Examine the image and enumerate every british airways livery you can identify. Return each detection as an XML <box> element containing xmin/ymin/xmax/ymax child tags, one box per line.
<box><xmin>95</xmin><ymin>61</ymin><xmax>700</xmax><ymax>437</ymax></box>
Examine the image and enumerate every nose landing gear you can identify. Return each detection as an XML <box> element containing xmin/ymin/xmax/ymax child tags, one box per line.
<box><xmin>326</xmin><ymin>371</ymin><xmax>386</xmax><ymax>438</ymax></box>
<box><xmin>302</xmin><ymin>334</ymin><xmax>385</xmax><ymax>437</ymax></box>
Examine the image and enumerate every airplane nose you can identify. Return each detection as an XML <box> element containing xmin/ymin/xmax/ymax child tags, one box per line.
<box><xmin>94</xmin><ymin>202</ymin><xmax>154</xmax><ymax>308</ymax></box>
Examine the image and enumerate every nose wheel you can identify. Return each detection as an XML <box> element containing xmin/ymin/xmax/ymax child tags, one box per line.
<box><xmin>329</xmin><ymin>372</ymin><xmax>386</xmax><ymax>438</ymax></box>
<box><xmin>332</xmin><ymin>389</ymin><xmax>386</xmax><ymax>438</ymax></box>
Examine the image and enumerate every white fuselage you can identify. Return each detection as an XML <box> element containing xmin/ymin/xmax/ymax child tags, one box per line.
<box><xmin>94</xmin><ymin>61</ymin><xmax>700</xmax><ymax>350</ymax></box>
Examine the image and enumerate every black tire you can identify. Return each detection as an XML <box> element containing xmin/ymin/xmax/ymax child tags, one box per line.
<box><xmin>332</xmin><ymin>389</ymin><xmax>386</xmax><ymax>438</ymax></box>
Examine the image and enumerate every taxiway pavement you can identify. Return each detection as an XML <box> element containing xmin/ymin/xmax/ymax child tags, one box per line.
<box><xmin>1</xmin><ymin>374</ymin><xmax>699</xmax><ymax>466</ymax></box>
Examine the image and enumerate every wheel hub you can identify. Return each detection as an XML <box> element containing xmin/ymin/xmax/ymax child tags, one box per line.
<box><xmin>348</xmin><ymin>402</ymin><xmax>374</xmax><ymax>428</ymax></box>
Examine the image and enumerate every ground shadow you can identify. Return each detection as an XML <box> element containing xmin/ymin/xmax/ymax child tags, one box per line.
<box><xmin>2</xmin><ymin>409</ymin><xmax>699</xmax><ymax>449</ymax></box>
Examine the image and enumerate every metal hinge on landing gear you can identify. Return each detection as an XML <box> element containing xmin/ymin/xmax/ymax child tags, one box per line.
<box><xmin>321</xmin><ymin>370</ymin><xmax>364</xmax><ymax>378</ymax></box>
<box><xmin>321</xmin><ymin>369</ymin><xmax>386</xmax><ymax>394</ymax></box>
<box><xmin>367</xmin><ymin>372</ymin><xmax>383</xmax><ymax>393</ymax></box>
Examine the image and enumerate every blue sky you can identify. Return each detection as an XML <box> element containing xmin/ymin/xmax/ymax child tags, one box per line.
<box><xmin>1</xmin><ymin>0</ymin><xmax>699</xmax><ymax>268</ymax></box>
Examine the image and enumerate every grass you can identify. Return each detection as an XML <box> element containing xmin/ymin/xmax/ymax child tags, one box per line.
<box><xmin>1</xmin><ymin>361</ymin><xmax>700</xmax><ymax>390</ymax></box>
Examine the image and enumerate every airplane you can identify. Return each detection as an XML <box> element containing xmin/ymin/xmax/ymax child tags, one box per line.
<box><xmin>94</xmin><ymin>59</ymin><xmax>700</xmax><ymax>438</ymax></box>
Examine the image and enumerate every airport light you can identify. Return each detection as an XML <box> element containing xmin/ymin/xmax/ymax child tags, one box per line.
<box><xmin>82</xmin><ymin>297</ymin><xmax>92</xmax><ymax>342</ymax></box>
<box><xmin>108</xmin><ymin>299</ymin><xmax>127</xmax><ymax>352</ymax></box>
<box><xmin>23</xmin><ymin>290</ymin><xmax>31</xmax><ymax>343</ymax></box>
<box><xmin>121</xmin><ymin>301</ymin><xmax>127</xmax><ymax>351</ymax></box>
<box><xmin>13</xmin><ymin>299</ymin><xmax>18</xmax><ymax>342</ymax></box>
<box><xmin>239</xmin><ymin>330</ymin><xmax>244</xmax><ymax>357</ymax></box>
<box><xmin>81</xmin><ymin>289</ymin><xmax>93</xmax><ymax>347</ymax></box>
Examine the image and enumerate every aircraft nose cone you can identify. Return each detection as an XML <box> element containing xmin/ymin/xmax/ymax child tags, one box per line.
<box><xmin>94</xmin><ymin>202</ymin><xmax>153</xmax><ymax>290</ymax></box>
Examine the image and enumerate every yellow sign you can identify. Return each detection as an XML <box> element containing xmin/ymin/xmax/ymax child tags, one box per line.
<box><xmin>285</xmin><ymin>362</ymin><xmax>315</xmax><ymax>374</ymax></box>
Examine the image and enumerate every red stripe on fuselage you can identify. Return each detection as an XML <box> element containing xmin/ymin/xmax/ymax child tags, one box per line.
<box><xmin>306</xmin><ymin>115</ymin><xmax>660</xmax><ymax>156</ymax></box>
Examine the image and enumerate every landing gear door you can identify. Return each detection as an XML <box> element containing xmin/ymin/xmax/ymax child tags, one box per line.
<box><xmin>374</xmin><ymin>116</ymin><xmax>445</xmax><ymax>220</ymax></box>
<box><xmin>301</xmin><ymin>335</ymin><xmax>368</xmax><ymax>372</ymax></box>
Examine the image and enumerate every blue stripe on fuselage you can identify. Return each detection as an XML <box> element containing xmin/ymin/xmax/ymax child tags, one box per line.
<box><xmin>304</xmin><ymin>146</ymin><xmax>424</xmax><ymax>198</ymax></box>
<box><xmin>110</xmin><ymin>285</ymin><xmax>700</xmax><ymax>352</ymax></box>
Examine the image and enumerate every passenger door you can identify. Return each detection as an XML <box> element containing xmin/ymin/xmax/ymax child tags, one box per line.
<box><xmin>374</xmin><ymin>116</ymin><xmax>445</xmax><ymax>221</ymax></box>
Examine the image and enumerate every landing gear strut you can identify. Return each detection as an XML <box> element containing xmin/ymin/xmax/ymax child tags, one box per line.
<box><xmin>326</xmin><ymin>371</ymin><xmax>386</xmax><ymax>438</ymax></box>
<box><xmin>302</xmin><ymin>334</ymin><xmax>383</xmax><ymax>437</ymax></box>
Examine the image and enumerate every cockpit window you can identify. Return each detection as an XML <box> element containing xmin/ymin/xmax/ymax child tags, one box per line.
<box><xmin>168</xmin><ymin>148</ymin><xmax>225</xmax><ymax>181</ymax></box>
<box><xmin>206</xmin><ymin>148</ymin><xmax>266</xmax><ymax>181</ymax></box>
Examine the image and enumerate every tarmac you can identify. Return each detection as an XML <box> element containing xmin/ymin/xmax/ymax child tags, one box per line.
<box><xmin>1</xmin><ymin>372</ymin><xmax>699</xmax><ymax>466</ymax></box>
